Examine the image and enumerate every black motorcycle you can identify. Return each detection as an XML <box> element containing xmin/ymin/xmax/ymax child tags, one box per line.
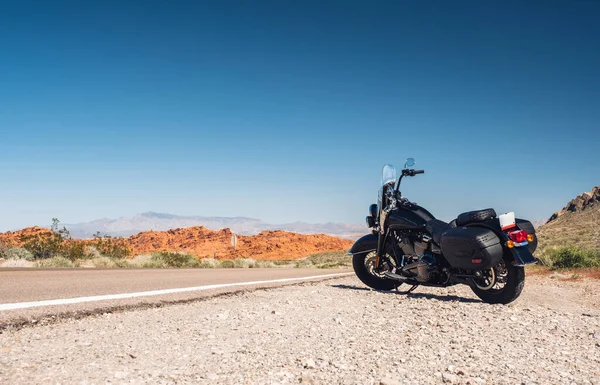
<box><xmin>349</xmin><ymin>159</ymin><xmax>537</xmax><ymax>304</ymax></box>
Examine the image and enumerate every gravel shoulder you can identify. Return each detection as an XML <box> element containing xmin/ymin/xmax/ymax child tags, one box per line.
<box><xmin>1</xmin><ymin>275</ymin><xmax>599</xmax><ymax>384</ymax></box>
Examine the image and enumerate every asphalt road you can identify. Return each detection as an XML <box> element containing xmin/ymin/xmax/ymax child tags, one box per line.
<box><xmin>0</xmin><ymin>268</ymin><xmax>352</xmax><ymax>327</ymax></box>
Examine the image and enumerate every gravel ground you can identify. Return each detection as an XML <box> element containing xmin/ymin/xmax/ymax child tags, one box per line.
<box><xmin>1</xmin><ymin>275</ymin><xmax>599</xmax><ymax>384</ymax></box>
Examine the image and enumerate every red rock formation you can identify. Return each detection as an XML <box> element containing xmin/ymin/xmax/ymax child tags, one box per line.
<box><xmin>0</xmin><ymin>225</ymin><xmax>354</xmax><ymax>260</ymax></box>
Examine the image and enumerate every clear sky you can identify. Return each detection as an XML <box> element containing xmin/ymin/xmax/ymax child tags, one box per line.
<box><xmin>0</xmin><ymin>0</ymin><xmax>598</xmax><ymax>231</ymax></box>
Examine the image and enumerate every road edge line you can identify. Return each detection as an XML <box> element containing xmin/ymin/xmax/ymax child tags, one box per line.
<box><xmin>0</xmin><ymin>272</ymin><xmax>354</xmax><ymax>311</ymax></box>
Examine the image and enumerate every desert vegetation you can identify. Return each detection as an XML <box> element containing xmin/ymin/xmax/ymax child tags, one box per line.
<box><xmin>535</xmin><ymin>245</ymin><xmax>600</xmax><ymax>269</ymax></box>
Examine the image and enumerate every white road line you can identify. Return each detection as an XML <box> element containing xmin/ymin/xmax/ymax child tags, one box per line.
<box><xmin>0</xmin><ymin>272</ymin><xmax>354</xmax><ymax>311</ymax></box>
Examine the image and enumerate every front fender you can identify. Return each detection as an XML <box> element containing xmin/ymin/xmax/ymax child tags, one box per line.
<box><xmin>348</xmin><ymin>233</ymin><xmax>379</xmax><ymax>255</ymax></box>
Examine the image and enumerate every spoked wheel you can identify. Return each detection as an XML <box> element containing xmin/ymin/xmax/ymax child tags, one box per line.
<box><xmin>352</xmin><ymin>249</ymin><xmax>401</xmax><ymax>291</ymax></box>
<box><xmin>470</xmin><ymin>260</ymin><xmax>525</xmax><ymax>304</ymax></box>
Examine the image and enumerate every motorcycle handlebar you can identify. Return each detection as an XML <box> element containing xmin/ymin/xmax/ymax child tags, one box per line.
<box><xmin>395</xmin><ymin>168</ymin><xmax>425</xmax><ymax>193</ymax></box>
<box><xmin>402</xmin><ymin>169</ymin><xmax>425</xmax><ymax>177</ymax></box>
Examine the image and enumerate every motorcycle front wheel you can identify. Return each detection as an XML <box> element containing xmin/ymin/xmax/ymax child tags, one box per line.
<box><xmin>470</xmin><ymin>260</ymin><xmax>525</xmax><ymax>304</ymax></box>
<box><xmin>352</xmin><ymin>248</ymin><xmax>400</xmax><ymax>291</ymax></box>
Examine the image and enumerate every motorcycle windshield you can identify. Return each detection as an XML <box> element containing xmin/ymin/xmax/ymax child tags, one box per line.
<box><xmin>381</xmin><ymin>164</ymin><xmax>396</xmax><ymax>186</ymax></box>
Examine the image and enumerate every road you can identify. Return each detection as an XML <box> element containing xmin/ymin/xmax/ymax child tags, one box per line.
<box><xmin>1</xmin><ymin>274</ymin><xmax>599</xmax><ymax>384</ymax></box>
<box><xmin>0</xmin><ymin>268</ymin><xmax>352</xmax><ymax>326</ymax></box>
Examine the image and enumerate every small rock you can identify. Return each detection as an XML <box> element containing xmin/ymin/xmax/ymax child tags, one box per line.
<box><xmin>204</xmin><ymin>373</ymin><xmax>218</xmax><ymax>380</ymax></box>
<box><xmin>447</xmin><ymin>365</ymin><xmax>457</xmax><ymax>373</ymax></box>
<box><xmin>300</xmin><ymin>374</ymin><xmax>315</xmax><ymax>383</ymax></box>
<box><xmin>550</xmin><ymin>273</ymin><xmax>568</xmax><ymax>279</ymax></box>
<box><xmin>443</xmin><ymin>373</ymin><xmax>459</xmax><ymax>384</ymax></box>
<box><xmin>303</xmin><ymin>358</ymin><xmax>316</xmax><ymax>369</ymax></box>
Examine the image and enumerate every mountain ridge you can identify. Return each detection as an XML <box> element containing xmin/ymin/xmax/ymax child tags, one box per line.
<box><xmin>546</xmin><ymin>186</ymin><xmax>600</xmax><ymax>224</ymax></box>
<box><xmin>59</xmin><ymin>212</ymin><xmax>365</xmax><ymax>240</ymax></box>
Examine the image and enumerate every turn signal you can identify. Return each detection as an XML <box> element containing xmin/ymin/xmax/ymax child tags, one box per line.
<box><xmin>507</xmin><ymin>240</ymin><xmax>515</xmax><ymax>249</ymax></box>
<box><xmin>527</xmin><ymin>234</ymin><xmax>535</xmax><ymax>243</ymax></box>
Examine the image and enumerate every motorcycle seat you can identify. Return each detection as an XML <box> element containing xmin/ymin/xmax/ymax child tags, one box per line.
<box><xmin>455</xmin><ymin>208</ymin><xmax>497</xmax><ymax>227</ymax></box>
<box><xmin>426</xmin><ymin>210</ymin><xmax>492</xmax><ymax>245</ymax></box>
<box><xmin>425</xmin><ymin>219</ymin><xmax>451</xmax><ymax>245</ymax></box>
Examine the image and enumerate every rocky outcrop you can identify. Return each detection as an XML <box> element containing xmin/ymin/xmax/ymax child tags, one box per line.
<box><xmin>125</xmin><ymin>227</ymin><xmax>353</xmax><ymax>260</ymax></box>
<box><xmin>0</xmin><ymin>226</ymin><xmax>52</xmax><ymax>247</ymax></box>
<box><xmin>547</xmin><ymin>186</ymin><xmax>600</xmax><ymax>223</ymax></box>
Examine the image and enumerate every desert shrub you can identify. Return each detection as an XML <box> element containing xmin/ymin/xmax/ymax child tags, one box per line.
<box><xmin>130</xmin><ymin>254</ymin><xmax>153</xmax><ymax>267</ymax></box>
<box><xmin>84</xmin><ymin>246</ymin><xmax>103</xmax><ymax>259</ymax></box>
<box><xmin>91</xmin><ymin>232</ymin><xmax>131</xmax><ymax>259</ymax></box>
<box><xmin>22</xmin><ymin>218</ymin><xmax>71</xmax><ymax>259</ymax></box>
<box><xmin>301</xmin><ymin>251</ymin><xmax>350</xmax><ymax>269</ymax></box>
<box><xmin>2</xmin><ymin>247</ymin><xmax>34</xmax><ymax>261</ymax></box>
<box><xmin>0</xmin><ymin>241</ymin><xmax>8</xmax><ymax>258</ymax></box>
<box><xmin>198</xmin><ymin>258</ymin><xmax>218</xmax><ymax>268</ymax></box>
<box><xmin>234</xmin><ymin>258</ymin><xmax>256</xmax><ymax>268</ymax></box>
<box><xmin>271</xmin><ymin>260</ymin><xmax>294</xmax><ymax>266</ymax></box>
<box><xmin>61</xmin><ymin>242</ymin><xmax>86</xmax><ymax>261</ymax></box>
<box><xmin>35</xmin><ymin>256</ymin><xmax>77</xmax><ymax>268</ymax></box>
<box><xmin>90</xmin><ymin>257</ymin><xmax>131</xmax><ymax>268</ymax></box>
<box><xmin>142</xmin><ymin>259</ymin><xmax>168</xmax><ymax>268</ymax></box>
<box><xmin>90</xmin><ymin>257</ymin><xmax>115</xmax><ymax>268</ymax></box>
<box><xmin>219</xmin><ymin>259</ymin><xmax>235</xmax><ymax>268</ymax></box>
<box><xmin>254</xmin><ymin>260</ymin><xmax>277</xmax><ymax>268</ymax></box>
<box><xmin>19</xmin><ymin>218</ymin><xmax>88</xmax><ymax>261</ymax></box>
<box><xmin>295</xmin><ymin>260</ymin><xmax>313</xmax><ymax>268</ymax></box>
<box><xmin>546</xmin><ymin>246</ymin><xmax>600</xmax><ymax>269</ymax></box>
<box><xmin>151</xmin><ymin>252</ymin><xmax>200</xmax><ymax>268</ymax></box>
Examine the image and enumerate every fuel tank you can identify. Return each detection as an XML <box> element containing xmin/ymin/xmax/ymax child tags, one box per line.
<box><xmin>388</xmin><ymin>204</ymin><xmax>434</xmax><ymax>230</ymax></box>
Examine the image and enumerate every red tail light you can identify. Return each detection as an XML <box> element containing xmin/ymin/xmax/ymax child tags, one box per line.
<box><xmin>508</xmin><ymin>230</ymin><xmax>528</xmax><ymax>243</ymax></box>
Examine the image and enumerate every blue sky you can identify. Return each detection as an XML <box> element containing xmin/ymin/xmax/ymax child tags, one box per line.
<box><xmin>0</xmin><ymin>0</ymin><xmax>598</xmax><ymax>231</ymax></box>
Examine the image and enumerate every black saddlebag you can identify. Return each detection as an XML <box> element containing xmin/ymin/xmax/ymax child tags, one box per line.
<box><xmin>440</xmin><ymin>226</ymin><xmax>503</xmax><ymax>270</ymax></box>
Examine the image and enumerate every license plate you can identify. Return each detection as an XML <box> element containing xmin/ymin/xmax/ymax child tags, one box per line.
<box><xmin>499</xmin><ymin>212</ymin><xmax>516</xmax><ymax>230</ymax></box>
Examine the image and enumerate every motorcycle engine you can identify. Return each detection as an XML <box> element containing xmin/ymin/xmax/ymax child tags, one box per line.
<box><xmin>401</xmin><ymin>253</ymin><xmax>439</xmax><ymax>283</ymax></box>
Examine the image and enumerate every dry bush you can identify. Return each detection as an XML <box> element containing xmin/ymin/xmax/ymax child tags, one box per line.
<box><xmin>35</xmin><ymin>256</ymin><xmax>78</xmax><ymax>268</ymax></box>
<box><xmin>219</xmin><ymin>259</ymin><xmax>235</xmax><ymax>268</ymax></box>
<box><xmin>151</xmin><ymin>252</ymin><xmax>200</xmax><ymax>268</ymax></box>
<box><xmin>2</xmin><ymin>247</ymin><xmax>34</xmax><ymax>261</ymax></box>
<box><xmin>233</xmin><ymin>258</ymin><xmax>256</xmax><ymax>268</ymax></box>
<box><xmin>198</xmin><ymin>258</ymin><xmax>218</xmax><ymax>268</ymax></box>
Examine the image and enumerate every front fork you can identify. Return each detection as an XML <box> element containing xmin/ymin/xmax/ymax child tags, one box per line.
<box><xmin>374</xmin><ymin>211</ymin><xmax>389</xmax><ymax>269</ymax></box>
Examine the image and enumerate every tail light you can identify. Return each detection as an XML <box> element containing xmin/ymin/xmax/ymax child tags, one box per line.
<box><xmin>508</xmin><ymin>230</ymin><xmax>528</xmax><ymax>243</ymax></box>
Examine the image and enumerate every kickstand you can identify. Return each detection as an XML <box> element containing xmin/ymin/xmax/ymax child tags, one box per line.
<box><xmin>397</xmin><ymin>284</ymin><xmax>419</xmax><ymax>294</ymax></box>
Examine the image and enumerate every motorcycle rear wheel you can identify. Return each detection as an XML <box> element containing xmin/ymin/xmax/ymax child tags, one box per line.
<box><xmin>352</xmin><ymin>249</ymin><xmax>400</xmax><ymax>291</ymax></box>
<box><xmin>470</xmin><ymin>260</ymin><xmax>525</xmax><ymax>304</ymax></box>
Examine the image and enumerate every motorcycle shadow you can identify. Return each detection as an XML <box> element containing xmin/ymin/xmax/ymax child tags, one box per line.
<box><xmin>330</xmin><ymin>284</ymin><xmax>482</xmax><ymax>304</ymax></box>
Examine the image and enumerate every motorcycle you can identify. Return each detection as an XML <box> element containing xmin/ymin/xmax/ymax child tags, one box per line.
<box><xmin>349</xmin><ymin>159</ymin><xmax>537</xmax><ymax>304</ymax></box>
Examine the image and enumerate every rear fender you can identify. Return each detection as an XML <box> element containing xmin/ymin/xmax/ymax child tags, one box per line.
<box><xmin>348</xmin><ymin>233</ymin><xmax>378</xmax><ymax>255</ymax></box>
<box><xmin>508</xmin><ymin>245</ymin><xmax>538</xmax><ymax>266</ymax></box>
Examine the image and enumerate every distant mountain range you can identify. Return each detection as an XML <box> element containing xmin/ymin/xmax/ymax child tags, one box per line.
<box><xmin>62</xmin><ymin>212</ymin><xmax>365</xmax><ymax>240</ymax></box>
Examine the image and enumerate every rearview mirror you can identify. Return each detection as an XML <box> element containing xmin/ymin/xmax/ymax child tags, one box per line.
<box><xmin>404</xmin><ymin>158</ymin><xmax>415</xmax><ymax>168</ymax></box>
